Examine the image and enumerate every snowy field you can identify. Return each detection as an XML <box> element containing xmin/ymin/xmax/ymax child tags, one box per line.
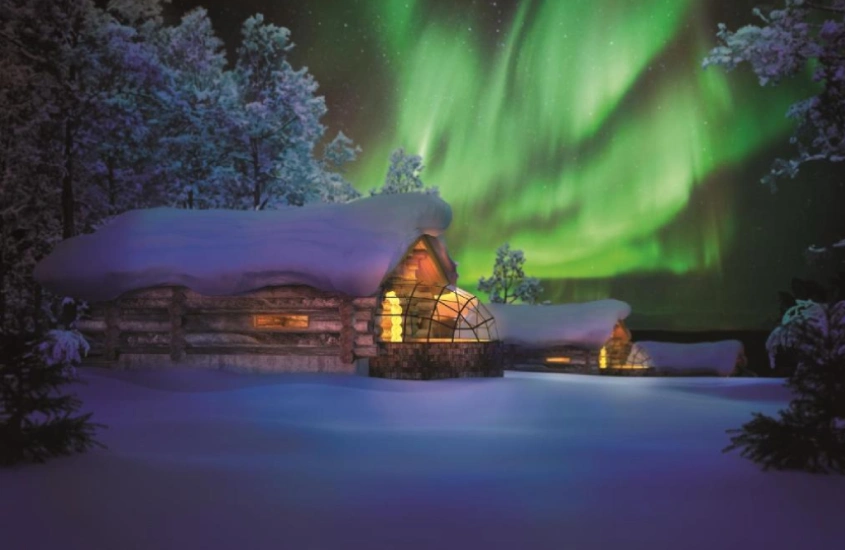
<box><xmin>2</xmin><ymin>369</ymin><xmax>844</xmax><ymax>550</ymax></box>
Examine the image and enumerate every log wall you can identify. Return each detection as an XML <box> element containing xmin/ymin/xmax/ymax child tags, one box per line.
<box><xmin>505</xmin><ymin>344</ymin><xmax>602</xmax><ymax>373</ymax></box>
<box><xmin>78</xmin><ymin>285</ymin><xmax>378</xmax><ymax>373</ymax></box>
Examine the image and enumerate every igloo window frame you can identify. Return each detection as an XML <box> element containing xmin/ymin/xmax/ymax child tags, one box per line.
<box><xmin>375</xmin><ymin>283</ymin><xmax>498</xmax><ymax>343</ymax></box>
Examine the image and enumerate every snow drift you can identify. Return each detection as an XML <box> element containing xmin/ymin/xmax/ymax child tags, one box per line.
<box><xmin>33</xmin><ymin>194</ymin><xmax>456</xmax><ymax>301</ymax></box>
<box><xmin>3</xmin><ymin>368</ymin><xmax>841</xmax><ymax>550</ymax></box>
<box><xmin>486</xmin><ymin>300</ymin><xmax>631</xmax><ymax>348</ymax></box>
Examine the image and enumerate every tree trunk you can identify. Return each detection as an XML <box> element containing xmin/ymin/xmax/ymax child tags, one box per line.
<box><xmin>0</xmin><ymin>215</ymin><xmax>6</xmax><ymax>333</ymax></box>
<box><xmin>61</xmin><ymin>120</ymin><xmax>75</xmax><ymax>239</ymax></box>
<box><xmin>251</xmin><ymin>138</ymin><xmax>261</xmax><ymax>209</ymax></box>
<box><xmin>107</xmin><ymin>155</ymin><xmax>116</xmax><ymax>215</ymax></box>
<box><xmin>33</xmin><ymin>282</ymin><xmax>43</xmax><ymax>338</ymax></box>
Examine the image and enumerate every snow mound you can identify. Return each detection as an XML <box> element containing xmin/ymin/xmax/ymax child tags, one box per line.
<box><xmin>627</xmin><ymin>340</ymin><xmax>745</xmax><ymax>376</ymax></box>
<box><xmin>486</xmin><ymin>300</ymin><xmax>631</xmax><ymax>348</ymax></box>
<box><xmin>34</xmin><ymin>193</ymin><xmax>455</xmax><ymax>301</ymax></box>
<box><xmin>8</xmin><ymin>368</ymin><xmax>841</xmax><ymax>550</ymax></box>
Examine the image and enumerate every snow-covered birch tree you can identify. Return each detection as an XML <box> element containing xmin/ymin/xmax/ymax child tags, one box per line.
<box><xmin>478</xmin><ymin>243</ymin><xmax>543</xmax><ymax>304</ymax></box>
<box><xmin>704</xmin><ymin>1</ymin><xmax>845</xmax><ymax>265</ymax></box>
<box><xmin>154</xmin><ymin>7</ymin><xmax>237</xmax><ymax>209</ymax></box>
<box><xmin>230</xmin><ymin>14</ymin><xmax>328</xmax><ymax>209</ymax></box>
<box><xmin>703</xmin><ymin>0</ymin><xmax>845</xmax><ymax>187</ymax></box>
<box><xmin>315</xmin><ymin>131</ymin><xmax>362</xmax><ymax>203</ymax></box>
<box><xmin>370</xmin><ymin>147</ymin><xmax>439</xmax><ymax>196</ymax></box>
<box><xmin>80</xmin><ymin>0</ymin><xmax>171</xmax><ymax>220</ymax></box>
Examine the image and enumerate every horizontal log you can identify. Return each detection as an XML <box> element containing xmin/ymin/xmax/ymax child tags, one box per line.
<box><xmin>353</xmin><ymin>320</ymin><xmax>370</xmax><ymax>333</ymax></box>
<box><xmin>87</xmin><ymin>303</ymin><xmax>110</xmax><ymax>316</ymax></box>
<box><xmin>184</xmin><ymin>296</ymin><xmax>344</xmax><ymax>310</ymax></box>
<box><xmin>185</xmin><ymin>332</ymin><xmax>342</xmax><ymax>347</ymax></box>
<box><xmin>185</xmin><ymin>345</ymin><xmax>341</xmax><ymax>356</ymax></box>
<box><xmin>117</xmin><ymin>346</ymin><xmax>171</xmax><ymax>354</ymax></box>
<box><xmin>352</xmin><ymin>297</ymin><xmax>378</xmax><ymax>308</ymax></box>
<box><xmin>121</xmin><ymin>287</ymin><xmax>178</xmax><ymax>299</ymax></box>
<box><xmin>121</xmin><ymin>333</ymin><xmax>171</xmax><ymax>347</ymax></box>
<box><xmin>183</xmin><ymin>313</ymin><xmax>342</xmax><ymax>333</ymax></box>
<box><xmin>353</xmin><ymin>309</ymin><xmax>374</xmax><ymax>322</ymax></box>
<box><xmin>120</xmin><ymin>309</ymin><xmax>170</xmax><ymax>322</ymax></box>
<box><xmin>354</xmin><ymin>345</ymin><xmax>379</xmax><ymax>358</ymax></box>
<box><xmin>119</xmin><ymin>297</ymin><xmax>172</xmax><ymax>309</ymax></box>
<box><xmin>119</xmin><ymin>320</ymin><xmax>172</xmax><ymax>332</ymax></box>
<box><xmin>77</xmin><ymin>319</ymin><xmax>107</xmax><ymax>332</ymax></box>
<box><xmin>354</xmin><ymin>334</ymin><xmax>374</xmax><ymax>347</ymax></box>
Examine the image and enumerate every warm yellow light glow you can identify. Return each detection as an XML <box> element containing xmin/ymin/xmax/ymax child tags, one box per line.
<box><xmin>545</xmin><ymin>357</ymin><xmax>572</xmax><ymax>364</ymax></box>
<box><xmin>253</xmin><ymin>314</ymin><xmax>309</xmax><ymax>329</ymax></box>
<box><xmin>434</xmin><ymin>290</ymin><xmax>463</xmax><ymax>318</ymax></box>
<box><xmin>599</xmin><ymin>347</ymin><xmax>608</xmax><ymax>369</ymax></box>
<box><xmin>382</xmin><ymin>291</ymin><xmax>403</xmax><ymax>342</ymax></box>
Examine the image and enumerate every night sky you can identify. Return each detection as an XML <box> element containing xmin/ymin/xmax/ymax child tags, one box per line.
<box><xmin>169</xmin><ymin>0</ymin><xmax>845</xmax><ymax>330</ymax></box>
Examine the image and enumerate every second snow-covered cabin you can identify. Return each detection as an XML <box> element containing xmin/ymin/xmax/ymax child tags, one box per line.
<box><xmin>33</xmin><ymin>194</ymin><xmax>500</xmax><ymax>377</ymax></box>
<box><xmin>488</xmin><ymin>301</ymin><xmax>635</xmax><ymax>372</ymax></box>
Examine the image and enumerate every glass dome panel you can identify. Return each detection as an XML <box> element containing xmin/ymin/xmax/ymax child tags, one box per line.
<box><xmin>375</xmin><ymin>283</ymin><xmax>498</xmax><ymax>343</ymax></box>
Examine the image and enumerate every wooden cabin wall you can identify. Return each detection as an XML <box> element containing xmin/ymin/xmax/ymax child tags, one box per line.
<box><xmin>77</xmin><ymin>286</ymin><xmax>379</xmax><ymax>372</ymax></box>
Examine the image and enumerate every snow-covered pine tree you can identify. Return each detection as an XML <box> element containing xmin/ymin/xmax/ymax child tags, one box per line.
<box><xmin>0</xmin><ymin>0</ymin><xmax>70</xmax><ymax>335</ymax></box>
<box><xmin>155</xmin><ymin>7</ymin><xmax>238</xmax><ymax>209</ymax></box>
<box><xmin>80</xmin><ymin>0</ymin><xmax>172</xmax><ymax>222</ymax></box>
<box><xmin>0</xmin><ymin>300</ymin><xmax>104</xmax><ymax>466</ymax></box>
<box><xmin>478</xmin><ymin>243</ymin><xmax>543</xmax><ymax>304</ymax></box>
<box><xmin>230</xmin><ymin>14</ymin><xmax>328</xmax><ymax>209</ymax></box>
<box><xmin>6</xmin><ymin>0</ymin><xmax>115</xmax><ymax>239</ymax></box>
<box><xmin>370</xmin><ymin>147</ymin><xmax>439</xmax><ymax>196</ymax></box>
<box><xmin>0</xmin><ymin>0</ymin><xmax>180</xmax><ymax>334</ymax></box>
<box><xmin>724</xmin><ymin>299</ymin><xmax>845</xmax><ymax>473</ymax></box>
<box><xmin>316</xmin><ymin>131</ymin><xmax>362</xmax><ymax>203</ymax></box>
<box><xmin>322</xmin><ymin>131</ymin><xmax>361</xmax><ymax>174</ymax></box>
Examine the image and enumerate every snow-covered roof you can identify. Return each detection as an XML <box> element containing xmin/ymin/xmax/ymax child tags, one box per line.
<box><xmin>34</xmin><ymin>193</ymin><xmax>457</xmax><ymax>301</ymax></box>
<box><xmin>627</xmin><ymin>341</ymin><xmax>745</xmax><ymax>376</ymax></box>
<box><xmin>486</xmin><ymin>300</ymin><xmax>631</xmax><ymax>348</ymax></box>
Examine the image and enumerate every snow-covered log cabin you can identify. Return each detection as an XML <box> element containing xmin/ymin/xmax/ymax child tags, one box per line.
<box><xmin>488</xmin><ymin>301</ymin><xmax>636</xmax><ymax>372</ymax></box>
<box><xmin>33</xmin><ymin>194</ymin><xmax>500</xmax><ymax>377</ymax></box>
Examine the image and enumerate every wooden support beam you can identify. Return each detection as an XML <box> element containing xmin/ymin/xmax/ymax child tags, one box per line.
<box><xmin>104</xmin><ymin>302</ymin><xmax>120</xmax><ymax>361</ymax></box>
<box><xmin>339</xmin><ymin>297</ymin><xmax>354</xmax><ymax>364</ymax></box>
<box><xmin>170</xmin><ymin>287</ymin><xmax>186</xmax><ymax>362</ymax></box>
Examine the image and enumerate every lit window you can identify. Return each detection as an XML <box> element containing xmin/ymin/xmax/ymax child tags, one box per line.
<box><xmin>253</xmin><ymin>314</ymin><xmax>309</xmax><ymax>329</ymax></box>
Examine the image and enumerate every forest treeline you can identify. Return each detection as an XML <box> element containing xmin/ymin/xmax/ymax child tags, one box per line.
<box><xmin>0</xmin><ymin>0</ymin><xmax>369</xmax><ymax>336</ymax></box>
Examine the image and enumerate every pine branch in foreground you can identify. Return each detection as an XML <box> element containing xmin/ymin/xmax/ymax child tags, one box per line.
<box><xmin>0</xmin><ymin>344</ymin><xmax>105</xmax><ymax>467</ymax></box>
<box><xmin>725</xmin><ymin>410</ymin><xmax>845</xmax><ymax>474</ymax></box>
<box><xmin>723</xmin><ymin>300</ymin><xmax>845</xmax><ymax>474</ymax></box>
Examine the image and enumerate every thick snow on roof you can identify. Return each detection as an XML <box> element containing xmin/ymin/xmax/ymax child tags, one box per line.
<box><xmin>487</xmin><ymin>300</ymin><xmax>631</xmax><ymax>348</ymax></box>
<box><xmin>628</xmin><ymin>340</ymin><xmax>745</xmax><ymax>376</ymax></box>
<box><xmin>34</xmin><ymin>194</ymin><xmax>455</xmax><ymax>301</ymax></box>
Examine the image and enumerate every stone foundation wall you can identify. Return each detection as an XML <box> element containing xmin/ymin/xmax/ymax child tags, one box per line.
<box><xmin>369</xmin><ymin>342</ymin><xmax>504</xmax><ymax>380</ymax></box>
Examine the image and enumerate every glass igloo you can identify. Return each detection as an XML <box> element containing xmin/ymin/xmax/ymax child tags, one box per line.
<box><xmin>375</xmin><ymin>283</ymin><xmax>498</xmax><ymax>343</ymax></box>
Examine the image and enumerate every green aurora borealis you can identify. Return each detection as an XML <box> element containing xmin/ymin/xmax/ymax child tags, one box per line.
<box><xmin>178</xmin><ymin>0</ymin><xmax>845</xmax><ymax>329</ymax></box>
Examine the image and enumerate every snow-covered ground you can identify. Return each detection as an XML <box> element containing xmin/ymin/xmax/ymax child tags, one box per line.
<box><xmin>2</xmin><ymin>369</ymin><xmax>844</xmax><ymax>550</ymax></box>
